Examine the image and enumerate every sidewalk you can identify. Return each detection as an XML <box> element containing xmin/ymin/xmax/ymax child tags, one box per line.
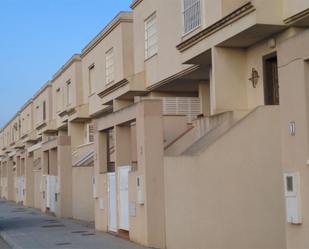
<box><xmin>0</xmin><ymin>199</ymin><xmax>148</xmax><ymax>249</ymax></box>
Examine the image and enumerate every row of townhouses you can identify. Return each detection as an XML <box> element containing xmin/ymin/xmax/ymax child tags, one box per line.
<box><xmin>1</xmin><ymin>0</ymin><xmax>309</xmax><ymax>248</ymax></box>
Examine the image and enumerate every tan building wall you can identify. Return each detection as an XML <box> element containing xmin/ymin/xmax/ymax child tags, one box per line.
<box><xmin>20</xmin><ymin>101</ymin><xmax>34</xmax><ymax>140</ymax></box>
<box><xmin>1</xmin><ymin>1</ymin><xmax>309</xmax><ymax>248</ymax></box>
<box><xmin>32</xmin><ymin>82</ymin><xmax>54</xmax><ymax>135</ymax></box>
<box><xmin>132</xmin><ymin>0</ymin><xmax>188</xmax><ymax>88</ymax></box>
<box><xmin>165</xmin><ymin>106</ymin><xmax>286</xmax><ymax>249</ymax></box>
<box><xmin>81</xmin><ymin>12</ymin><xmax>135</xmax><ymax>116</ymax></box>
<box><xmin>51</xmin><ymin>55</ymin><xmax>83</xmax><ymax>129</ymax></box>
<box><xmin>33</xmin><ymin>169</ymin><xmax>41</xmax><ymax>209</ymax></box>
<box><xmin>32</xmin><ymin>148</ymin><xmax>42</xmax><ymax>210</ymax></box>
<box><xmin>277</xmin><ymin>29</ymin><xmax>309</xmax><ymax>249</ymax></box>
<box><xmin>72</xmin><ymin>166</ymin><xmax>94</xmax><ymax>222</ymax></box>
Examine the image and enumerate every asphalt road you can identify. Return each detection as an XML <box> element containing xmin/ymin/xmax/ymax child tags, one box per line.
<box><xmin>0</xmin><ymin>236</ymin><xmax>11</xmax><ymax>249</ymax></box>
<box><xmin>0</xmin><ymin>199</ymin><xmax>147</xmax><ymax>249</ymax></box>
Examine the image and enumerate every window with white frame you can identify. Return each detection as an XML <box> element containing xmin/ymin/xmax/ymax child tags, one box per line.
<box><xmin>21</xmin><ymin>118</ymin><xmax>25</xmax><ymax>135</ymax></box>
<box><xmin>11</xmin><ymin>126</ymin><xmax>14</xmax><ymax>142</ymax></box>
<box><xmin>183</xmin><ymin>0</ymin><xmax>201</xmax><ymax>34</ymax></box>
<box><xmin>56</xmin><ymin>88</ymin><xmax>62</xmax><ymax>112</ymax></box>
<box><xmin>105</xmin><ymin>48</ymin><xmax>114</xmax><ymax>85</ymax></box>
<box><xmin>145</xmin><ymin>13</ymin><xmax>158</xmax><ymax>59</ymax></box>
<box><xmin>86</xmin><ymin>123</ymin><xmax>94</xmax><ymax>143</ymax></box>
<box><xmin>36</xmin><ymin>106</ymin><xmax>40</xmax><ymax>124</ymax></box>
<box><xmin>66</xmin><ymin>80</ymin><xmax>72</xmax><ymax>106</ymax></box>
<box><xmin>88</xmin><ymin>64</ymin><xmax>95</xmax><ymax>95</ymax></box>
<box><xmin>27</xmin><ymin>114</ymin><xmax>31</xmax><ymax>133</ymax></box>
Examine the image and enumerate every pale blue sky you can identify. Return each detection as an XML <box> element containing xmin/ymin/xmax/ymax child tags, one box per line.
<box><xmin>0</xmin><ymin>0</ymin><xmax>132</xmax><ymax>128</ymax></box>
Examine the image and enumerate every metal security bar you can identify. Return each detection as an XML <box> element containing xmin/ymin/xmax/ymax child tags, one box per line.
<box><xmin>183</xmin><ymin>0</ymin><xmax>201</xmax><ymax>34</ymax></box>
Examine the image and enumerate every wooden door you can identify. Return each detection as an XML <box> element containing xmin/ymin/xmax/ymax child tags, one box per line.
<box><xmin>263</xmin><ymin>53</ymin><xmax>279</xmax><ymax>105</ymax></box>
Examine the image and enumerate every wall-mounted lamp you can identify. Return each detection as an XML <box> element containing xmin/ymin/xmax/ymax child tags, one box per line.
<box><xmin>249</xmin><ymin>68</ymin><xmax>259</xmax><ymax>88</ymax></box>
<box><xmin>268</xmin><ymin>38</ymin><xmax>276</xmax><ymax>49</ymax></box>
<box><xmin>289</xmin><ymin>121</ymin><xmax>296</xmax><ymax>136</ymax></box>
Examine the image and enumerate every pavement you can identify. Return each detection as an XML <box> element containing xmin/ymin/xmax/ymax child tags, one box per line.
<box><xmin>0</xmin><ymin>199</ymin><xmax>148</xmax><ymax>249</ymax></box>
<box><xmin>0</xmin><ymin>236</ymin><xmax>10</xmax><ymax>249</ymax></box>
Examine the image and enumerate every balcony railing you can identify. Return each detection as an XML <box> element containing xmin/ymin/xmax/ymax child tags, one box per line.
<box><xmin>141</xmin><ymin>96</ymin><xmax>201</xmax><ymax>122</ymax></box>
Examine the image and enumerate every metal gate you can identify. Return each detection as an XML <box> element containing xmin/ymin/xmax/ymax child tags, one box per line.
<box><xmin>46</xmin><ymin>175</ymin><xmax>57</xmax><ymax>213</ymax></box>
<box><xmin>118</xmin><ymin>166</ymin><xmax>131</xmax><ymax>231</ymax></box>
<box><xmin>108</xmin><ymin>173</ymin><xmax>117</xmax><ymax>232</ymax></box>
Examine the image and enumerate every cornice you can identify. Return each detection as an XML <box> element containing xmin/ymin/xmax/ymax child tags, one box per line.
<box><xmin>284</xmin><ymin>8</ymin><xmax>309</xmax><ymax>25</ymax></box>
<box><xmin>176</xmin><ymin>2</ymin><xmax>255</xmax><ymax>52</ymax></box>
<box><xmin>130</xmin><ymin>0</ymin><xmax>143</xmax><ymax>9</ymax></box>
<box><xmin>52</xmin><ymin>54</ymin><xmax>81</xmax><ymax>82</ymax></box>
<box><xmin>33</xmin><ymin>81</ymin><xmax>52</xmax><ymax>100</ymax></box>
<box><xmin>81</xmin><ymin>12</ymin><xmax>133</xmax><ymax>58</ymax></box>
<box><xmin>1</xmin><ymin>111</ymin><xmax>21</xmax><ymax>131</ymax></box>
<box><xmin>97</xmin><ymin>79</ymin><xmax>129</xmax><ymax>99</ymax></box>
<box><xmin>146</xmin><ymin>65</ymin><xmax>201</xmax><ymax>91</ymax></box>
<box><xmin>20</xmin><ymin>99</ymin><xmax>33</xmax><ymax>113</ymax></box>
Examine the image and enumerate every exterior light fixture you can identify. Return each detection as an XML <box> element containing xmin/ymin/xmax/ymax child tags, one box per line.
<box><xmin>289</xmin><ymin>121</ymin><xmax>296</xmax><ymax>136</ymax></box>
<box><xmin>249</xmin><ymin>68</ymin><xmax>259</xmax><ymax>88</ymax></box>
<box><xmin>268</xmin><ymin>38</ymin><xmax>276</xmax><ymax>49</ymax></box>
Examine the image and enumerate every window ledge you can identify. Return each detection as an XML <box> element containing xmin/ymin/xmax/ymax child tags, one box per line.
<box><xmin>182</xmin><ymin>25</ymin><xmax>202</xmax><ymax>39</ymax></box>
<box><xmin>76</xmin><ymin>142</ymin><xmax>94</xmax><ymax>149</ymax></box>
<box><xmin>145</xmin><ymin>53</ymin><xmax>158</xmax><ymax>62</ymax></box>
<box><xmin>105</xmin><ymin>80</ymin><xmax>115</xmax><ymax>87</ymax></box>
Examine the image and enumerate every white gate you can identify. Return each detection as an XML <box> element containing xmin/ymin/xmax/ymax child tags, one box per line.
<box><xmin>118</xmin><ymin>166</ymin><xmax>131</xmax><ymax>231</ymax></box>
<box><xmin>18</xmin><ymin>176</ymin><xmax>25</xmax><ymax>203</ymax></box>
<box><xmin>108</xmin><ymin>173</ymin><xmax>117</xmax><ymax>232</ymax></box>
<box><xmin>46</xmin><ymin>175</ymin><xmax>57</xmax><ymax>213</ymax></box>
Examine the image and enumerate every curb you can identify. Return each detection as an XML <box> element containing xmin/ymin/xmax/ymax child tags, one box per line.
<box><xmin>0</xmin><ymin>232</ymin><xmax>23</xmax><ymax>249</ymax></box>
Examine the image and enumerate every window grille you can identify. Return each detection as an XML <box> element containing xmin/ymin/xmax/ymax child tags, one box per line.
<box><xmin>66</xmin><ymin>80</ymin><xmax>72</xmax><ymax>105</ymax></box>
<box><xmin>106</xmin><ymin>48</ymin><xmax>114</xmax><ymax>84</ymax></box>
<box><xmin>183</xmin><ymin>0</ymin><xmax>201</xmax><ymax>34</ymax></box>
<box><xmin>145</xmin><ymin>13</ymin><xmax>158</xmax><ymax>59</ymax></box>
<box><xmin>88</xmin><ymin>64</ymin><xmax>95</xmax><ymax>94</ymax></box>
<box><xmin>87</xmin><ymin>123</ymin><xmax>94</xmax><ymax>143</ymax></box>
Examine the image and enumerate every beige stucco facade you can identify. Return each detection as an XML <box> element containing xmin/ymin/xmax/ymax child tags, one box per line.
<box><xmin>1</xmin><ymin>1</ymin><xmax>309</xmax><ymax>248</ymax></box>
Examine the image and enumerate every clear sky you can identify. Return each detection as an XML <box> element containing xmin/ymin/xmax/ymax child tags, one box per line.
<box><xmin>0</xmin><ymin>0</ymin><xmax>132</xmax><ymax>128</ymax></box>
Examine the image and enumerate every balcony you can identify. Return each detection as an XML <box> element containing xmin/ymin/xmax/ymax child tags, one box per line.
<box><xmin>178</xmin><ymin>1</ymin><xmax>287</xmax><ymax>64</ymax></box>
<box><xmin>283</xmin><ymin>0</ymin><xmax>309</xmax><ymax>26</ymax></box>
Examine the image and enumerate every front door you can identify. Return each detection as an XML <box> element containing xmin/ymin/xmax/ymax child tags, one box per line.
<box><xmin>118</xmin><ymin>166</ymin><xmax>130</xmax><ymax>231</ymax></box>
<box><xmin>108</xmin><ymin>173</ymin><xmax>117</xmax><ymax>232</ymax></box>
<box><xmin>46</xmin><ymin>175</ymin><xmax>57</xmax><ymax>213</ymax></box>
<box><xmin>263</xmin><ymin>53</ymin><xmax>279</xmax><ymax>105</ymax></box>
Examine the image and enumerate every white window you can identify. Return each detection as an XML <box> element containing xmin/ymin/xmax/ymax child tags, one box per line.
<box><xmin>106</xmin><ymin>48</ymin><xmax>114</xmax><ymax>85</ymax></box>
<box><xmin>183</xmin><ymin>0</ymin><xmax>201</xmax><ymax>34</ymax></box>
<box><xmin>86</xmin><ymin>123</ymin><xmax>94</xmax><ymax>143</ymax></box>
<box><xmin>66</xmin><ymin>80</ymin><xmax>72</xmax><ymax>106</ymax></box>
<box><xmin>89</xmin><ymin>64</ymin><xmax>95</xmax><ymax>95</ymax></box>
<box><xmin>27</xmin><ymin>114</ymin><xmax>31</xmax><ymax>132</ymax></box>
<box><xmin>56</xmin><ymin>88</ymin><xmax>61</xmax><ymax>112</ymax></box>
<box><xmin>145</xmin><ymin>13</ymin><xmax>158</xmax><ymax>59</ymax></box>
<box><xmin>36</xmin><ymin>106</ymin><xmax>40</xmax><ymax>124</ymax></box>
